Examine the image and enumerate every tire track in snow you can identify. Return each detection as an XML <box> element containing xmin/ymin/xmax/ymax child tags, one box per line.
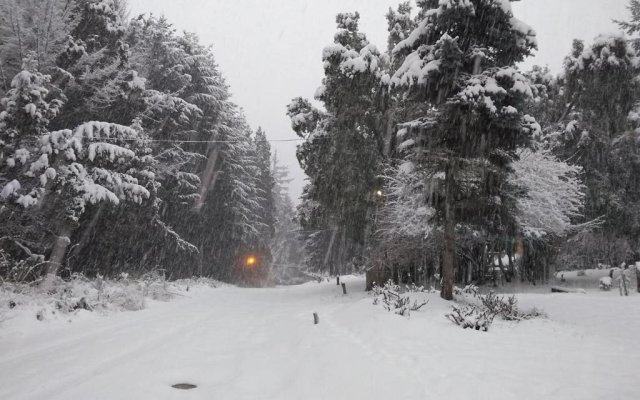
<box><xmin>0</xmin><ymin>303</ymin><xmax>209</xmax><ymax>400</ymax></box>
<box><xmin>0</xmin><ymin>307</ymin><xmax>186</xmax><ymax>366</ymax></box>
<box><xmin>321</xmin><ymin>306</ymin><xmax>429</xmax><ymax>399</ymax></box>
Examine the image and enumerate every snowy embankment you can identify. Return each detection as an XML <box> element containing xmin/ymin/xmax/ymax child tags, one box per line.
<box><xmin>0</xmin><ymin>276</ymin><xmax>638</xmax><ymax>400</ymax></box>
<box><xmin>0</xmin><ymin>274</ymin><xmax>220</xmax><ymax>331</ymax></box>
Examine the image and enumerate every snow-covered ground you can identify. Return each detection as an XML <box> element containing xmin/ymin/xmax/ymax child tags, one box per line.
<box><xmin>0</xmin><ymin>275</ymin><xmax>638</xmax><ymax>400</ymax></box>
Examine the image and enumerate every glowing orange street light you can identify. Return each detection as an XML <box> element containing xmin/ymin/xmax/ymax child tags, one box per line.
<box><xmin>245</xmin><ymin>256</ymin><xmax>257</xmax><ymax>267</ymax></box>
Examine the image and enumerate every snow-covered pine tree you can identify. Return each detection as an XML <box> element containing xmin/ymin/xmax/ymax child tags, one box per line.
<box><xmin>0</xmin><ymin>59</ymin><xmax>64</xmax><ymax>275</ymax></box>
<box><xmin>288</xmin><ymin>12</ymin><xmax>385</xmax><ymax>274</ymax></box>
<box><xmin>123</xmin><ymin>16</ymin><xmax>213</xmax><ymax>276</ymax></box>
<box><xmin>540</xmin><ymin>33</ymin><xmax>640</xmax><ymax>268</ymax></box>
<box><xmin>129</xmin><ymin>16</ymin><xmax>273</xmax><ymax>281</ymax></box>
<box><xmin>197</xmin><ymin>109</ymin><xmax>267</xmax><ymax>280</ymax></box>
<box><xmin>270</xmin><ymin>152</ymin><xmax>303</xmax><ymax>275</ymax></box>
<box><xmin>616</xmin><ymin>0</ymin><xmax>640</xmax><ymax>50</ymax></box>
<box><xmin>390</xmin><ymin>0</ymin><xmax>538</xmax><ymax>299</ymax></box>
<box><xmin>254</xmin><ymin>127</ymin><xmax>276</xmax><ymax>249</ymax></box>
<box><xmin>38</xmin><ymin>4</ymin><xmax>187</xmax><ymax>277</ymax></box>
<box><xmin>0</xmin><ymin>2</ymin><xmax>284</xmax><ymax>283</ymax></box>
<box><xmin>385</xmin><ymin>2</ymin><xmax>416</xmax><ymax>61</ymax></box>
<box><xmin>53</xmin><ymin>0</ymin><xmax>135</xmax><ymax>129</ymax></box>
<box><xmin>0</xmin><ymin>0</ymin><xmax>74</xmax><ymax>91</ymax></box>
<box><xmin>0</xmin><ymin>60</ymin><xmax>155</xmax><ymax>278</ymax></box>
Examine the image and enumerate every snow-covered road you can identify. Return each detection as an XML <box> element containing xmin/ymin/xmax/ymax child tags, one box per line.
<box><xmin>1</xmin><ymin>276</ymin><xmax>638</xmax><ymax>400</ymax></box>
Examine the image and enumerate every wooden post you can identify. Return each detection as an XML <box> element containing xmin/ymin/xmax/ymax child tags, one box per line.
<box><xmin>336</xmin><ymin>276</ymin><xmax>340</xmax><ymax>286</ymax></box>
<box><xmin>341</xmin><ymin>283</ymin><xmax>347</xmax><ymax>295</ymax></box>
<box><xmin>313</xmin><ymin>313</ymin><xmax>319</xmax><ymax>324</ymax></box>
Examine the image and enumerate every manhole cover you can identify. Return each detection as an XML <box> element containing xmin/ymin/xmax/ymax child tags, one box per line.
<box><xmin>172</xmin><ymin>383</ymin><xmax>197</xmax><ymax>390</ymax></box>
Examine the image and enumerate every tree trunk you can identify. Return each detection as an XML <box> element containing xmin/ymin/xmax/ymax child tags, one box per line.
<box><xmin>48</xmin><ymin>230</ymin><xmax>70</xmax><ymax>275</ymax></box>
<box><xmin>507</xmin><ymin>244</ymin><xmax>514</xmax><ymax>283</ymax></box>
<box><xmin>324</xmin><ymin>227</ymin><xmax>338</xmax><ymax>275</ymax></box>
<box><xmin>196</xmin><ymin>147</ymin><xmax>220</xmax><ymax>209</ymax></box>
<box><xmin>497</xmin><ymin>248</ymin><xmax>506</xmax><ymax>286</ymax></box>
<box><xmin>41</xmin><ymin>225</ymin><xmax>72</xmax><ymax>292</ymax></box>
<box><xmin>441</xmin><ymin>166</ymin><xmax>456</xmax><ymax>301</ymax></box>
<box><xmin>479</xmin><ymin>244</ymin><xmax>487</xmax><ymax>284</ymax></box>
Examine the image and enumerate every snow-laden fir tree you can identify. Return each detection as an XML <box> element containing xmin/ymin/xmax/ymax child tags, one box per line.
<box><xmin>53</xmin><ymin>0</ymin><xmax>134</xmax><ymax>129</ymax></box>
<box><xmin>616</xmin><ymin>0</ymin><xmax>640</xmax><ymax>50</ymax></box>
<box><xmin>197</xmin><ymin>110</ymin><xmax>268</xmax><ymax>280</ymax></box>
<box><xmin>270</xmin><ymin>152</ymin><xmax>304</xmax><ymax>276</ymax></box>
<box><xmin>45</xmin><ymin>8</ymin><xmax>196</xmax><ymax>277</ymax></box>
<box><xmin>0</xmin><ymin>0</ymin><xmax>74</xmax><ymax>90</ymax></box>
<box><xmin>537</xmin><ymin>32</ymin><xmax>640</xmax><ymax>268</ymax></box>
<box><xmin>390</xmin><ymin>0</ymin><xmax>538</xmax><ymax>299</ymax></box>
<box><xmin>288</xmin><ymin>12</ymin><xmax>385</xmax><ymax>274</ymax></box>
<box><xmin>0</xmin><ymin>59</ymin><xmax>64</xmax><ymax>277</ymax></box>
<box><xmin>0</xmin><ymin>59</ymin><xmax>154</xmax><ymax>278</ymax></box>
<box><xmin>0</xmin><ymin>1</ymin><xmax>281</xmax><ymax>283</ymax></box>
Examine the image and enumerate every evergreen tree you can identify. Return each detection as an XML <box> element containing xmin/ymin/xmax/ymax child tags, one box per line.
<box><xmin>616</xmin><ymin>0</ymin><xmax>640</xmax><ymax>49</ymax></box>
<box><xmin>0</xmin><ymin>1</ymin><xmax>282</xmax><ymax>283</ymax></box>
<box><xmin>0</xmin><ymin>0</ymin><xmax>74</xmax><ymax>92</ymax></box>
<box><xmin>270</xmin><ymin>152</ymin><xmax>303</xmax><ymax>274</ymax></box>
<box><xmin>0</xmin><ymin>60</ymin><xmax>64</xmax><ymax>276</ymax></box>
<box><xmin>0</xmin><ymin>60</ymin><xmax>154</xmax><ymax>278</ymax></box>
<box><xmin>54</xmin><ymin>0</ymin><xmax>135</xmax><ymax>129</ymax></box>
<box><xmin>385</xmin><ymin>2</ymin><xmax>415</xmax><ymax>57</ymax></box>
<box><xmin>542</xmin><ymin>33</ymin><xmax>640</xmax><ymax>267</ymax></box>
<box><xmin>254</xmin><ymin>127</ymin><xmax>276</xmax><ymax>243</ymax></box>
<box><xmin>197</xmin><ymin>110</ymin><xmax>266</xmax><ymax>280</ymax></box>
<box><xmin>288</xmin><ymin>12</ymin><xmax>385</xmax><ymax>274</ymax></box>
<box><xmin>390</xmin><ymin>0</ymin><xmax>538</xmax><ymax>299</ymax></box>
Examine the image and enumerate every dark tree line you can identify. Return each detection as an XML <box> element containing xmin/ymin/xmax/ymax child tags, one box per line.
<box><xmin>289</xmin><ymin>0</ymin><xmax>639</xmax><ymax>299</ymax></box>
<box><xmin>0</xmin><ymin>0</ymin><xmax>300</xmax><ymax>283</ymax></box>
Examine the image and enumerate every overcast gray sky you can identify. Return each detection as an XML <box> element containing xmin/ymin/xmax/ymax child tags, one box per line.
<box><xmin>128</xmin><ymin>0</ymin><xmax>630</xmax><ymax>203</ymax></box>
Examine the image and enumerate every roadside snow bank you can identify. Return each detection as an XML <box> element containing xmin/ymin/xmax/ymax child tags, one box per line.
<box><xmin>0</xmin><ymin>274</ymin><xmax>221</xmax><ymax>328</ymax></box>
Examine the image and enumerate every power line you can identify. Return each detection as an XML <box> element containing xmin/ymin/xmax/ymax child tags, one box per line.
<box><xmin>11</xmin><ymin>137</ymin><xmax>314</xmax><ymax>145</ymax></box>
<box><xmin>91</xmin><ymin>137</ymin><xmax>308</xmax><ymax>144</ymax></box>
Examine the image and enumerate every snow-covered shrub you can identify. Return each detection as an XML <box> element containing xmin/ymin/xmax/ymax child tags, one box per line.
<box><xmin>484</xmin><ymin>292</ymin><xmax>544</xmax><ymax>321</ymax></box>
<box><xmin>405</xmin><ymin>283</ymin><xmax>436</xmax><ymax>293</ymax></box>
<box><xmin>599</xmin><ymin>276</ymin><xmax>612</xmax><ymax>291</ymax></box>
<box><xmin>0</xmin><ymin>249</ymin><xmax>45</xmax><ymax>283</ymax></box>
<box><xmin>480</xmin><ymin>292</ymin><xmax>517</xmax><ymax>320</ymax></box>
<box><xmin>446</xmin><ymin>304</ymin><xmax>494</xmax><ymax>332</ymax></box>
<box><xmin>454</xmin><ymin>284</ymin><xmax>480</xmax><ymax>297</ymax></box>
<box><xmin>100</xmin><ymin>277</ymin><xmax>145</xmax><ymax>311</ymax></box>
<box><xmin>141</xmin><ymin>270</ymin><xmax>172</xmax><ymax>301</ymax></box>
<box><xmin>447</xmin><ymin>290</ymin><xmax>544</xmax><ymax>331</ymax></box>
<box><xmin>0</xmin><ymin>272</ymin><xmax>190</xmax><ymax>323</ymax></box>
<box><xmin>372</xmin><ymin>280</ymin><xmax>429</xmax><ymax>317</ymax></box>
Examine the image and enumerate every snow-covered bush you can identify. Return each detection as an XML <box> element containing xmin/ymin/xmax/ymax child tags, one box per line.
<box><xmin>372</xmin><ymin>280</ymin><xmax>429</xmax><ymax>317</ymax></box>
<box><xmin>454</xmin><ymin>284</ymin><xmax>480</xmax><ymax>297</ymax></box>
<box><xmin>446</xmin><ymin>304</ymin><xmax>494</xmax><ymax>332</ymax></box>
<box><xmin>447</xmin><ymin>290</ymin><xmax>544</xmax><ymax>331</ymax></box>
<box><xmin>480</xmin><ymin>292</ymin><xmax>521</xmax><ymax>321</ymax></box>
<box><xmin>599</xmin><ymin>276</ymin><xmax>612</xmax><ymax>291</ymax></box>
<box><xmin>405</xmin><ymin>283</ymin><xmax>435</xmax><ymax>294</ymax></box>
<box><xmin>0</xmin><ymin>272</ymin><xmax>194</xmax><ymax>323</ymax></box>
